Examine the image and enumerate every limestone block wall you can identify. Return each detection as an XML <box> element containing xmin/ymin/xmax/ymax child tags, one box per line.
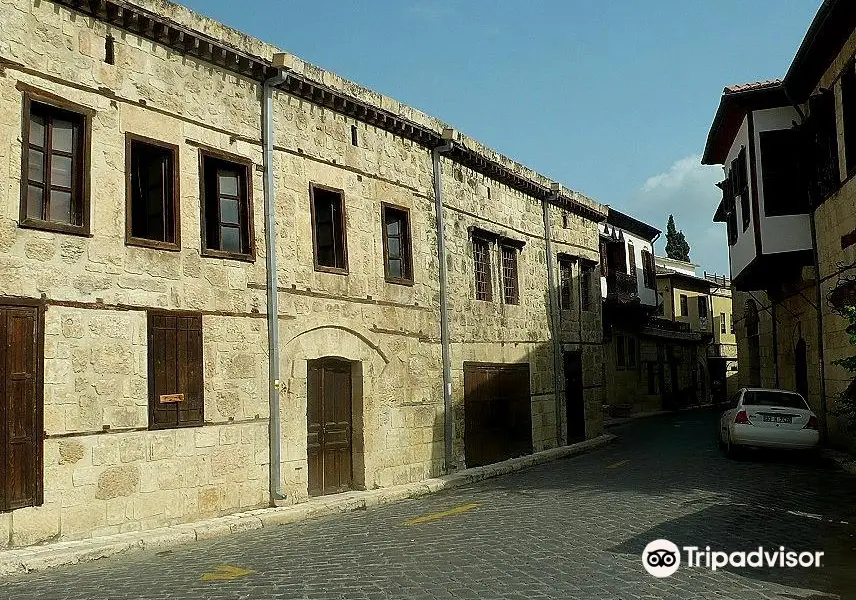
<box><xmin>0</xmin><ymin>0</ymin><xmax>609</xmax><ymax>547</ymax></box>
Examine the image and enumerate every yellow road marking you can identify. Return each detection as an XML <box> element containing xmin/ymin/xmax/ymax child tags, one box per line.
<box><xmin>405</xmin><ymin>503</ymin><xmax>480</xmax><ymax>525</ymax></box>
<box><xmin>201</xmin><ymin>565</ymin><xmax>255</xmax><ymax>582</ymax></box>
<box><xmin>607</xmin><ymin>460</ymin><xmax>629</xmax><ymax>469</ymax></box>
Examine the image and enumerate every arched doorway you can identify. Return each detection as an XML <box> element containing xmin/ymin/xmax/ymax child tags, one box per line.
<box><xmin>795</xmin><ymin>338</ymin><xmax>808</xmax><ymax>401</ymax></box>
<box><xmin>745</xmin><ymin>300</ymin><xmax>761</xmax><ymax>387</ymax></box>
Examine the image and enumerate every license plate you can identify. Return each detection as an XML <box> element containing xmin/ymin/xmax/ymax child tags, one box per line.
<box><xmin>762</xmin><ymin>415</ymin><xmax>792</xmax><ymax>424</ymax></box>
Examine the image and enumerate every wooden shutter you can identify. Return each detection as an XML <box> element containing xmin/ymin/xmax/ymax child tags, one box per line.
<box><xmin>148</xmin><ymin>312</ymin><xmax>203</xmax><ymax>429</ymax></box>
<box><xmin>628</xmin><ymin>242</ymin><xmax>636</xmax><ymax>277</ymax></box>
<box><xmin>1</xmin><ymin>305</ymin><xmax>42</xmax><ymax>511</ymax></box>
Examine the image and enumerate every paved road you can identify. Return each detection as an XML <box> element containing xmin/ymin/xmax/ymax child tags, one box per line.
<box><xmin>2</xmin><ymin>409</ymin><xmax>856</xmax><ymax>599</ymax></box>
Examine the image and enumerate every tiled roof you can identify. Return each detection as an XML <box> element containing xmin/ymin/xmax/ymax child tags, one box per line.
<box><xmin>723</xmin><ymin>79</ymin><xmax>783</xmax><ymax>94</ymax></box>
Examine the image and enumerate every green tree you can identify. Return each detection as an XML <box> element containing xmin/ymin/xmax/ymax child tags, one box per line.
<box><xmin>665</xmin><ymin>214</ymin><xmax>691</xmax><ymax>262</ymax></box>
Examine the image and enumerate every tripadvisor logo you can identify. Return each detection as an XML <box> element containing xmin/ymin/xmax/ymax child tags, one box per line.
<box><xmin>642</xmin><ymin>540</ymin><xmax>824</xmax><ymax>578</ymax></box>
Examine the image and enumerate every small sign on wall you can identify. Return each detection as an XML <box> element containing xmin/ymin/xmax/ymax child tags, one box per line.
<box><xmin>159</xmin><ymin>393</ymin><xmax>184</xmax><ymax>404</ymax></box>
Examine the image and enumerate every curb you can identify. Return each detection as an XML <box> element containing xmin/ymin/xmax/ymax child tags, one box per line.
<box><xmin>0</xmin><ymin>433</ymin><xmax>615</xmax><ymax>578</ymax></box>
<box><xmin>823</xmin><ymin>448</ymin><xmax>856</xmax><ymax>476</ymax></box>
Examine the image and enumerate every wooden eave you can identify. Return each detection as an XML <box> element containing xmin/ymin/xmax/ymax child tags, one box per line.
<box><xmin>52</xmin><ymin>0</ymin><xmax>605</xmax><ymax>223</ymax></box>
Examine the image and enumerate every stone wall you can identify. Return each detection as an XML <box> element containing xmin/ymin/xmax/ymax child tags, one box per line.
<box><xmin>0</xmin><ymin>0</ymin><xmax>607</xmax><ymax>547</ymax></box>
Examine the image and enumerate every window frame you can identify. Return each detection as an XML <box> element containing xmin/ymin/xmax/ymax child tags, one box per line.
<box><xmin>500</xmin><ymin>244</ymin><xmax>520</xmax><ymax>305</ymax></box>
<box><xmin>473</xmin><ymin>236</ymin><xmax>493</xmax><ymax>302</ymax></box>
<box><xmin>697</xmin><ymin>295</ymin><xmax>708</xmax><ymax>319</ymax></box>
<box><xmin>558</xmin><ymin>257</ymin><xmax>574</xmax><ymax>310</ymax></box>
<box><xmin>679</xmin><ymin>294</ymin><xmax>689</xmax><ymax>317</ymax></box>
<box><xmin>720</xmin><ymin>312</ymin><xmax>727</xmax><ymax>334</ymax></box>
<box><xmin>198</xmin><ymin>147</ymin><xmax>255</xmax><ymax>262</ymax></box>
<box><xmin>580</xmin><ymin>264</ymin><xmax>593</xmax><ymax>312</ymax></box>
<box><xmin>381</xmin><ymin>202</ymin><xmax>413</xmax><ymax>286</ymax></box>
<box><xmin>627</xmin><ymin>241</ymin><xmax>636</xmax><ymax>277</ymax></box>
<box><xmin>125</xmin><ymin>133</ymin><xmax>181</xmax><ymax>251</ymax></box>
<box><xmin>310</xmin><ymin>183</ymin><xmax>349</xmax><ymax>275</ymax></box>
<box><xmin>19</xmin><ymin>86</ymin><xmax>93</xmax><ymax>237</ymax></box>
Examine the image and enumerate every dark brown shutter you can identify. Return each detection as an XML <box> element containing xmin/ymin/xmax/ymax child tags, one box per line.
<box><xmin>148</xmin><ymin>312</ymin><xmax>203</xmax><ymax>429</ymax></box>
<box><xmin>1</xmin><ymin>306</ymin><xmax>41</xmax><ymax>511</ymax></box>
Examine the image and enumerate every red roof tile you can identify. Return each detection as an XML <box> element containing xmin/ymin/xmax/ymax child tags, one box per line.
<box><xmin>723</xmin><ymin>79</ymin><xmax>783</xmax><ymax>94</ymax></box>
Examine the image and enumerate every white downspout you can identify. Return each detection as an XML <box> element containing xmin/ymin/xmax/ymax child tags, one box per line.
<box><xmin>263</xmin><ymin>58</ymin><xmax>290</xmax><ymax>504</ymax></box>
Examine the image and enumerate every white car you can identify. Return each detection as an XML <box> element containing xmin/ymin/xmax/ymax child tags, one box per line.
<box><xmin>719</xmin><ymin>388</ymin><xmax>820</xmax><ymax>457</ymax></box>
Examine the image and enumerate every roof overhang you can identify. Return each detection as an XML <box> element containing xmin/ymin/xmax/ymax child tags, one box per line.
<box><xmin>783</xmin><ymin>0</ymin><xmax>856</xmax><ymax>101</ymax></box>
<box><xmin>605</xmin><ymin>208</ymin><xmax>661</xmax><ymax>242</ymax></box>
<box><xmin>44</xmin><ymin>0</ymin><xmax>607</xmax><ymax>223</ymax></box>
<box><xmin>702</xmin><ymin>82</ymin><xmax>789</xmax><ymax>166</ymax></box>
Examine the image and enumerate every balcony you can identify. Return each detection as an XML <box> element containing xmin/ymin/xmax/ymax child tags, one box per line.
<box><xmin>606</xmin><ymin>272</ymin><xmax>639</xmax><ymax>304</ymax></box>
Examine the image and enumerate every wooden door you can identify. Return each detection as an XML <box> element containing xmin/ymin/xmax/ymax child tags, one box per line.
<box><xmin>307</xmin><ymin>359</ymin><xmax>353</xmax><ymax>497</ymax></box>
<box><xmin>564</xmin><ymin>351</ymin><xmax>586</xmax><ymax>443</ymax></box>
<box><xmin>463</xmin><ymin>363</ymin><xmax>532</xmax><ymax>468</ymax></box>
<box><xmin>0</xmin><ymin>304</ymin><xmax>42</xmax><ymax>512</ymax></box>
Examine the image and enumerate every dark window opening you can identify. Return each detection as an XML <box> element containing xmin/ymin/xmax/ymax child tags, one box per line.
<box><xmin>105</xmin><ymin>34</ymin><xmax>115</xmax><ymax>65</ymax></box>
<box><xmin>641</xmin><ymin>249</ymin><xmax>655</xmax><ymax>289</ymax></box>
<box><xmin>842</xmin><ymin>61</ymin><xmax>856</xmax><ymax>177</ymax></box>
<box><xmin>311</xmin><ymin>185</ymin><xmax>348</xmax><ymax>272</ymax></box>
<box><xmin>559</xmin><ymin>258</ymin><xmax>573</xmax><ymax>310</ymax></box>
<box><xmin>627</xmin><ymin>242</ymin><xmax>636</xmax><ymax>277</ymax></box>
<box><xmin>806</xmin><ymin>89</ymin><xmax>840</xmax><ymax>202</ymax></box>
<box><xmin>729</xmin><ymin>148</ymin><xmax>750</xmax><ymax>232</ymax></box>
<box><xmin>580</xmin><ymin>265</ymin><xmax>593</xmax><ymax>311</ymax></box>
<box><xmin>474</xmin><ymin>238</ymin><xmax>492</xmax><ymax>302</ymax></box>
<box><xmin>128</xmin><ymin>137</ymin><xmax>178</xmax><ymax>246</ymax></box>
<box><xmin>679</xmin><ymin>294</ymin><xmax>689</xmax><ymax>317</ymax></box>
<box><xmin>616</xmin><ymin>335</ymin><xmax>626</xmax><ymax>369</ymax></box>
<box><xmin>501</xmin><ymin>245</ymin><xmax>519</xmax><ymax>305</ymax></box>
<box><xmin>720</xmin><ymin>312</ymin><xmax>727</xmax><ymax>334</ymax></box>
<box><xmin>382</xmin><ymin>204</ymin><xmax>412</xmax><ymax>283</ymax></box>
<box><xmin>350</xmin><ymin>125</ymin><xmax>358</xmax><ymax>147</ymax></box>
<box><xmin>628</xmin><ymin>337</ymin><xmax>637</xmax><ymax>368</ymax></box>
<box><xmin>148</xmin><ymin>312</ymin><xmax>204</xmax><ymax>430</ymax></box>
<box><xmin>201</xmin><ymin>153</ymin><xmax>253</xmax><ymax>258</ymax></box>
<box><xmin>760</xmin><ymin>129</ymin><xmax>807</xmax><ymax>216</ymax></box>
<box><xmin>22</xmin><ymin>100</ymin><xmax>86</xmax><ymax>231</ymax></box>
<box><xmin>697</xmin><ymin>296</ymin><xmax>708</xmax><ymax>319</ymax></box>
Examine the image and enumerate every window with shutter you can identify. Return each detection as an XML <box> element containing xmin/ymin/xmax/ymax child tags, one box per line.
<box><xmin>558</xmin><ymin>257</ymin><xmax>573</xmax><ymax>310</ymax></box>
<box><xmin>0</xmin><ymin>303</ymin><xmax>43</xmax><ymax>512</ymax></box>
<box><xmin>627</xmin><ymin>242</ymin><xmax>636</xmax><ymax>277</ymax></box>
<box><xmin>148</xmin><ymin>312</ymin><xmax>204</xmax><ymax>430</ymax></box>
<box><xmin>381</xmin><ymin>203</ymin><xmax>413</xmax><ymax>284</ymax></box>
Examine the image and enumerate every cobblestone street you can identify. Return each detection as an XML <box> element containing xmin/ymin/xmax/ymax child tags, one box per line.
<box><xmin>2</xmin><ymin>409</ymin><xmax>855</xmax><ymax>599</ymax></box>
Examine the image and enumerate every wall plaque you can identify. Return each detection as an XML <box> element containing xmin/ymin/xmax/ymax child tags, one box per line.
<box><xmin>159</xmin><ymin>393</ymin><xmax>184</xmax><ymax>404</ymax></box>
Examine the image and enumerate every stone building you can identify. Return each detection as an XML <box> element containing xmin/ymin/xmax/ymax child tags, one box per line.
<box><xmin>0</xmin><ymin>0</ymin><xmax>607</xmax><ymax>546</ymax></box>
<box><xmin>702</xmin><ymin>0</ymin><xmax>856</xmax><ymax>449</ymax></box>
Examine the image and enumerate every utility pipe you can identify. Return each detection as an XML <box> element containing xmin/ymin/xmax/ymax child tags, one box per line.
<box><xmin>263</xmin><ymin>61</ymin><xmax>289</xmax><ymax>504</ymax></box>
<box><xmin>543</xmin><ymin>186</ymin><xmax>563</xmax><ymax>446</ymax></box>
<box><xmin>432</xmin><ymin>130</ymin><xmax>455</xmax><ymax>472</ymax></box>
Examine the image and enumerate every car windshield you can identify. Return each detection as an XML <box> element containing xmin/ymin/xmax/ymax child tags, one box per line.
<box><xmin>743</xmin><ymin>390</ymin><xmax>808</xmax><ymax>409</ymax></box>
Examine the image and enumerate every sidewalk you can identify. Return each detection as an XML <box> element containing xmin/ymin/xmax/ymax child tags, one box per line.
<box><xmin>0</xmin><ymin>434</ymin><xmax>614</xmax><ymax>578</ymax></box>
<box><xmin>823</xmin><ymin>448</ymin><xmax>856</xmax><ymax>476</ymax></box>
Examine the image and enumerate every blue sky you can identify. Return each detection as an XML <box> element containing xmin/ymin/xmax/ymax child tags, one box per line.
<box><xmin>182</xmin><ymin>0</ymin><xmax>821</xmax><ymax>274</ymax></box>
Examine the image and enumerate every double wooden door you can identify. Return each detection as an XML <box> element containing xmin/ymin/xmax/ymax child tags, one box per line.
<box><xmin>463</xmin><ymin>363</ymin><xmax>532</xmax><ymax>468</ymax></box>
<box><xmin>307</xmin><ymin>359</ymin><xmax>353</xmax><ymax>497</ymax></box>
<box><xmin>0</xmin><ymin>303</ymin><xmax>42</xmax><ymax>512</ymax></box>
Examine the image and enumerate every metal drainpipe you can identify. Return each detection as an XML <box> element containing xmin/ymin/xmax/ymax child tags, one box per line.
<box><xmin>432</xmin><ymin>135</ymin><xmax>455</xmax><ymax>472</ymax></box>
<box><xmin>543</xmin><ymin>187</ymin><xmax>563</xmax><ymax>446</ymax></box>
<box><xmin>263</xmin><ymin>64</ymin><xmax>289</xmax><ymax>504</ymax></box>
